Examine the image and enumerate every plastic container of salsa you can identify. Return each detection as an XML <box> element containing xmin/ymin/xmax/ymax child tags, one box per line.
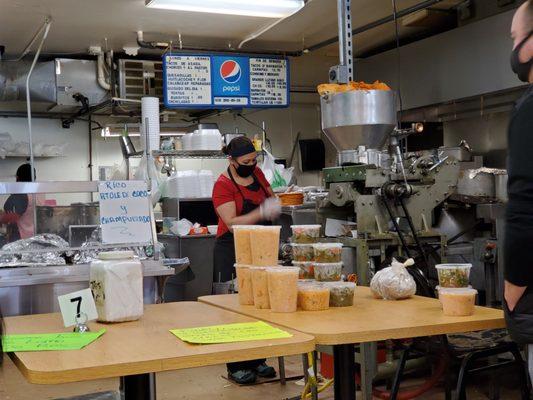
<box><xmin>436</xmin><ymin>264</ymin><xmax>472</xmax><ymax>288</ymax></box>
<box><xmin>267</xmin><ymin>267</ymin><xmax>299</xmax><ymax>313</ymax></box>
<box><xmin>250</xmin><ymin>226</ymin><xmax>281</xmax><ymax>266</ymax></box>
<box><xmin>250</xmin><ymin>267</ymin><xmax>272</xmax><ymax>309</ymax></box>
<box><xmin>297</xmin><ymin>283</ymin><xmax>330</xmax><ymax>311</ymax></box>
<box><xmin>292</xmin><ymin>261</ymin><xmax>315</xmax><ymax>279</ymax></box>
<box><xmin>314</xmin><ymin>262</ymin><xmax>343</xmax><ymax>282</ymax></box>
<box><xmin>291</xmin><ymin>244</ymin><xmax>314</xmax><ymax>262</ymax></box>
<box><xmin>438</xmin><ymin>287</ymin><xmax>477</xmax><ymax>316</ymax></box>
<box><xmin>290</xmin><ymin>225</ymin><xmax>321</xmax><ymax>244</ymax></box>
<box><xmin>313</xmin><ymin>243</ymin><xmax>343</xmax><ymax>263</ymax></box>
<box><xmin>234</xmin><ymin>264</ymin><xmax>254</xmax><ymax>305</ymax></box>
<box><xmin>325</xmin><ymin>282</ymin><xmax>356</xmax><ymax>307</ymax></box>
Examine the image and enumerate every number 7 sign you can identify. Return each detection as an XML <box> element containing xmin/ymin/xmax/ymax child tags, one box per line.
<box><xmin>58</xmin><ymin>288</ymin><xmax>99</xmax><ymax>328</ymax></box>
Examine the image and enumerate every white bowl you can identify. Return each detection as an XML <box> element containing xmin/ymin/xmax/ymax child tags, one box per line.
<box><xmin>207</xmin><ymin>225</ymin><xmax>218</xmax><ymax>235</ymax></box>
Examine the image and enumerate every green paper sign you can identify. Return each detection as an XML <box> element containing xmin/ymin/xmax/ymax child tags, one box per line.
<box><xmin>170</xmin><ymin>321</ymin><xmax>292</xmax><ymax>344</ymax></box>
<box><xmin>2</xmin><ymin>329</ymin><xmax>106</xmax><ymax>352</ymax></box>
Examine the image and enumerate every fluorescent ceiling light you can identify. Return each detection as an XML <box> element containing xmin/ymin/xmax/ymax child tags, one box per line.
<box><xmin>145</xmin><ymin>0</ymin><xmax>305</xmax><ymax>18</ymax></box>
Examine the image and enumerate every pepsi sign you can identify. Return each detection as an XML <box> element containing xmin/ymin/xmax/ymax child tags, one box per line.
<box><xmin>163</xmin><ymin>53</ymin><xmax>289</xmax><ymax>109</ymax></box>
<box><xmin>212</xmin><ymin>56</ymin><xmax>250</xmax><ymax>98</ymax></box>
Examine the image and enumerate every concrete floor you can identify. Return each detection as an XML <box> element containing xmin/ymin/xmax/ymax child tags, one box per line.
<box><xmin>0</xmin><ymin>355</ymin><xmax>524</xmax><ymax>400</ymax></box>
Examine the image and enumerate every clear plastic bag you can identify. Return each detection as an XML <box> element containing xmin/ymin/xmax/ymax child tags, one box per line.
<box><xmin>260</xmin><ymin>149</ymin><xmax>294</xmax><ymax>190</ymax></box>
<box><xmin>134</xmin><ymin>156</ymin><xmax>164</xmax><ymax>205</ymax></box>
<box><xmin>370</xmin><ymin>258</ymin><xmax>416</xmax><ymax>300</ymax></box>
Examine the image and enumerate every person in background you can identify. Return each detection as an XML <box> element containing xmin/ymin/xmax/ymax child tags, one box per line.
<box><xmin>503</xmin><ymin>0</ymin><xmax>533</xmax><ymax>343</ymax></box>
<box><xmin>0</xmin><ymin>164</ymin><xmax>41</xmax><ymax>242</ymax></box>
<box><xmin>212</xmin><ymin>136</ymin><xmax>281</xmax><ymax>384</ymax></box>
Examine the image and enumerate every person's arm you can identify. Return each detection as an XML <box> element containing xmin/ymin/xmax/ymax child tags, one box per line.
<box><xmin>505</xmin><ymin>281</ymin><xmax>527</xmax><ymax>312</ymax></box>
<box><xmin>216</xmin><ymin>201</ymin><xmax>263</xmax><ymax>231</ymax></box>
<box><xmin>0</xmin><ymin>194</ymin><xmax>27</xmax><ymax>224</ymax></box>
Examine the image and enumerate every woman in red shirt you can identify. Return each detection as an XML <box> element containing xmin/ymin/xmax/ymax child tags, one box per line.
<box><xmin>212</xmin><ymin>136</ymin><xmax>280</xmax><ymax>384</ymax></box>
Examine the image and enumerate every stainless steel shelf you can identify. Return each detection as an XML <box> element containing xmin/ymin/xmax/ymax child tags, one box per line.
<box><xmin>152</xmin><ymin>150</ymin><xmax>227</xmax><ymax>159</ymax></box>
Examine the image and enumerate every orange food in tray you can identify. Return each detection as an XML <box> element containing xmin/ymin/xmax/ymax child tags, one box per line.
<box><xmin>317</xmin><ymin>80</ymin><xmax>391</xmax><ymax>96</ymax></box>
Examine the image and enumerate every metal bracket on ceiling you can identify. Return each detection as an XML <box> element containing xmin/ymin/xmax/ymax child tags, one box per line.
<box><xmin>329</xmin><ymin>0</ymin><xmax>353</xmax><ymax>83</ymax></box>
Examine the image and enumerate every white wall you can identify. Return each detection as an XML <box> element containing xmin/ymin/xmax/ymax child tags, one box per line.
<box><xmin>357</xmin><ymin>9</ymin><xmax>523</xmax><ymax>110</ymax></box>
<box><xmin>0</xmin><ymin>117</ymin><xmax>91</xmax><ymax>205</ymax></box>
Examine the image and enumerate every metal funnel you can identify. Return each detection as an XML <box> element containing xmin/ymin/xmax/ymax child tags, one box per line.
<box><xmin>321</xmin><ymin>90</ymin><xmax>396</xmax><ymax>151</ymax></box>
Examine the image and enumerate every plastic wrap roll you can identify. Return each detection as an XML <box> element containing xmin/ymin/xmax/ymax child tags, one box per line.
<box><xmin>141</xmin><ymin>97</ymin><xmax>160</xmax><ymax>151</ymax></box>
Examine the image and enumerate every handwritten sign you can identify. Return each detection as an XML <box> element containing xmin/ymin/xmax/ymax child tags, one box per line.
<box><xmin>58</xmin><ymin>288</ymin><xmax>98</xmax><ymax>328</ymax></box>
<box><xmin>170</xmin><ymin>321</ymin><xmax>292</xmax><ymax>344</ymax></box>
<box><xmin>2</xmin><ymin>329</ymin><xmax>106</xmax><ymax>352</ymax></box>
<box><xmin>98</xmin><ymin>180</ymin><xmax>152</xmax><ymax>245</ymax></box>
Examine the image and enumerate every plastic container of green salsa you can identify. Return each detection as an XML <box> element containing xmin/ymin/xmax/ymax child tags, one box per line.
<box><xmin>290</xmin><ymin>225</ymin><xmax>321</xmax><ymax>244</ymax></box>
<box><xmin>325</xmin><ymin>282</ymin><xmax>356</xmax><ymax>307</ymax></box>
<box><xmin>436</xmin><ymin>264</ymin><xmax>471</xmax><ymax>288</ymax></box>
<box><xmin>291</xmin><ymin>244</ymin><xmax>314</xmax><ymax>262</ymax></box>
<box><xmin>313</xmin><ymin>243</ymin><xmax>343</xmax><ymax>263</ymax></box>
<box><xmin>292</xmin><ymin>261</ymin><xmax>315</xmax><ymax>279</ymax></box>
<box><xmin>314</xmin><ymin>262</ymin><xmax>342</xmax><ymax>282</ymax></box>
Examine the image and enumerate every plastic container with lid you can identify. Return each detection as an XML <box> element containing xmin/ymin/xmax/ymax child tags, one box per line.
<box><xmin>250</xmin><ymin>226</ymin><xmax>281</xmax><ymax>266</ymax></box>
<box><xmin>292</xmin><ymin>261</ymin><xmax>315</xmax><ymax>279</ymax></box>
<box><xmin>235</xmin><ymin>264</ymin><xmax>254</xmax><ymax>305</ymax></box>
<box><xmin>313</xmin><ymin>243</ymin><xmax>343</xmax><ymax>263</ymax></box>
<box><xmin>291</xmin><ymin>244</ymin><xmax>314</xmax><ymax>262</ymax></box>
<box><xmin>250</xmin><ymin>266</ymin><xmax>271</xmax><ymax>309</ymax></box>
<box><xmin>439</xmin><ymin>287</ymin><xmax>477</xmax><ymax>316</ymax></box>
<box><xmin>233</xmin><ymin>225</ymin><xmax>256</xmax><ymax>264</ymax></box>
<box><xmin>290</xmin><ymin>225</ymin><xmax>321</xmax><ymax>244</ymax></box>
<box><xmin>314</xmin><ymin>262</ymin><xmax>343</xmax><ymax>282</ymax></box>
<box><xmin>90</xmin><ymin>251</ymin><xmax>143</xmax><ymax>322</ymax></box>
<box><xmin>326</xmin><ymin>282</ymin><xmax>356</xmax><ymax>307</ymax></box>
<box><xmin>436</xmin><ymin>264</ymin><xmax>472</xmax><ymax>288</ymax></box>
<box><xmin>297</xmin><ymin>283</ymin><xmax>330</xmax><ymax>311</ymax></box>
<box><xmin>267</xmin><ymin>267</ymin><xmax>299</xmax><ymax>313</ymax></box>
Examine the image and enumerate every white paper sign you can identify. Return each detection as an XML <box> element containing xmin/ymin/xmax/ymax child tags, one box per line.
<box><xmin>249</xmin><ymin>58</ymin><xmax>288</xmax><ymax>106</ymax></box>
<box><xmin>98</xmin><ymin>180</ymin><xmax>152</xmax><ymax>245</ymax></box>
<box><xmin>165</xmin><ymin>55</ymin><xmax>212</xmax><ymax>106</ymax></box>
<box><xmin>58</xmin><ymin>288</ymin><xmax>98</xmax><ymax>328</ymax></box>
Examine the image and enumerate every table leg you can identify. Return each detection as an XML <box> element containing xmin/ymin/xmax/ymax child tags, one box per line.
<box><xmin>360</xmin><ymin>342</ymin><xmax>377</xmax><ymax>400</ymax></box>
<box><xmin>334</xmin><ymin>344</ymin><xmax>356</xmax><ymax>400</ymax></box>
<box><xmin>123</xmin><ymin>373</ymin><xmax>156</xmax><ymax>400</ymax></box>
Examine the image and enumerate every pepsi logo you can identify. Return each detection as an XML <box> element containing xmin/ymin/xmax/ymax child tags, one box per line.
<box><xmin>220</xmin><ymin>60</ymin><xmax>241</xmax><ymax>84</ymax></box>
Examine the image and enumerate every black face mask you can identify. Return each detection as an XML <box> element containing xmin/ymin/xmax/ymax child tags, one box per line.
<box><xmin>235</xmin><ymin>162</ymin><xmax>257</xmax><ymax>178</ymax></box>
<box><xmin>511</xmin><ymin>31</ymin><xmax>533</xmax><ymax>83</ymax></box>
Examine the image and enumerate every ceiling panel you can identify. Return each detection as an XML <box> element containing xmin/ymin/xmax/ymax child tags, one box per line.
<box><xmin>0</xmin><ymin>0</ymin><xmax>458</xmax><ymax>56</ymax></box>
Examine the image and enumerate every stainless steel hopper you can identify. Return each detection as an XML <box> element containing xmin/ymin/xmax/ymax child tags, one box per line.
<box><xmin>320</xmin><ymin>90</ymin><xmax>397</xmax><ymax>151</ymax></box>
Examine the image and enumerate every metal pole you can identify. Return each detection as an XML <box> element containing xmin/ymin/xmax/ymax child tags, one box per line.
<box><xmin>336</xmin><ymin>0</ymin><xmax>353</xmax><ymax>82</ymax></box>
<box><xmin>145</xmin><ymin>117</ymin><xmax>160</xmax><ymax>261</ymax></box>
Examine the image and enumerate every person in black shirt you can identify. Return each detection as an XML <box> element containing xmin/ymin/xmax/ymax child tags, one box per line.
<box><xmin>503</xmin><ymin>0</ymin><xmax>533</xmax><ymax>343</ymax></box>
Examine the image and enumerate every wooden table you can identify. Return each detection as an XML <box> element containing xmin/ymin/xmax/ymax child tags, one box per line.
<box><xmin>4</xmin><ymin>302</ymin><xmax>315</xmax><ymax>400</ymax></box>
<box><xmin>200</xmin><ymin>287</ymin><xmax>506</xmax><ymax>400</ymax></box>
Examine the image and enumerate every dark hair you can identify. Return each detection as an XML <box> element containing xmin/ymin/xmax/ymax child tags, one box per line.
<box><xmin>222</xmin><ymin>136</ymin><xmax>255</xmax><ymax>157</ymax></box>
<box><xmin>16</xmin><ymin>163</ymin><xmax>35</xmax><ymax>182</ymax></box>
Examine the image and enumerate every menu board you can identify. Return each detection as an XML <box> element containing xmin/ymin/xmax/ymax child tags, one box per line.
<box><xmin>98</xmin><ymin>181</ymin><xmax>152</xmax><ymax>245</ymax></box>
<box><xmin>163</xmin><ymin>53</ymin><xmax>289</xmax><ymax>109</ymax></box>
<box><xmin>250</xmin><ymin>58</ymin><xmax>288</xmax><ymax>106</ymax></box>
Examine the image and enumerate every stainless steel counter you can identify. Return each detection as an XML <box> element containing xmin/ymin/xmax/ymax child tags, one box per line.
<box><xmin>0</xmin><ymin>261</ymin><xmax>173</xmax><ymax>316</ymax></box>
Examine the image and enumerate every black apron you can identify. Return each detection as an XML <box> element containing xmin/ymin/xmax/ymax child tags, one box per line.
<box><xmin>213</xmin><ymin>168</ymin><xmax>270</xmax><ymax>283</ymax></box>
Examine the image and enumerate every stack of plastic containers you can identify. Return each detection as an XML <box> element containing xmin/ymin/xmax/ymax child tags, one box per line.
<box><xmin>435</xmin><ymin>264</ymin><xmax>476</xmax><ymax>316</ymax></box>
<box><xmin>140</xmin><ymin>97</ymin><xmax>160</xmax><ymax>151</ymax></box>
<box><xmin>198</xmin><ymin>170</ymin><xmax>215</xmax><ymax>198</ymax></box>
<box><xmin>290</xmin><ymin>225</ymin><xmax>344</xmax><ymax>283</ymax></box>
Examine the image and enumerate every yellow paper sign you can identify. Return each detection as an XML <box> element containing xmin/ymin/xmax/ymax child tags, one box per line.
<box><xmin>170</xmin><ymin>321</ymin><xmax>292</xmax><ymax>344</ymax></box>
<box><xmin>2</xmin><ymin>329</ymin><xmax>106</xmax><ymax>352</ymax></box>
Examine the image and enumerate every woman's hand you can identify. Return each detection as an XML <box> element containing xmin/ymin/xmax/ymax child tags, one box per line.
<box><xmin>260</xmin><ymin>197</ymin><xmax>281</xmax><ymax>221</ymax></box>
<box><xmin>505</xmin><ymin>280</ymin><xmax>527</xmax><ymax>312</ymax></box>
